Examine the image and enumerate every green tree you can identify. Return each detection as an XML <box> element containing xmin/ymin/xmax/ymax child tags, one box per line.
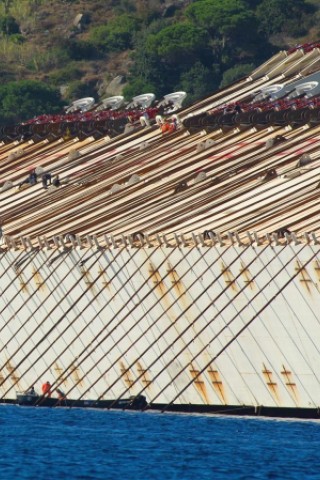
<box><xmin>126</xmin><ymin>31</ymin><xmax>170</xmax><ymax>97</ymax></box>
<box><xmin>122</xmin><ymin>78</ymin><xmax>156</xmax><ymax>101</ymax></box>
<box><xmin>126</xmin><ymin>21</ymin><xmax>219</xmax><ymax>99</ymax></box>
<box><xmin>89</xmin><ymin>14</ymin><xmax>141</xmax><ymax>53</ymax></box>
<box><xmin>49</xmin><ymin>64</ymin><xmax>83</xmax><ymax>86</ymax></box>
<box><xmin>145</xmin><ymin>22</ymin><xmax>211</xmax><ymax>66</ymax></box>
<box><xmin>185</xmin><ymin>0</ymin><xmax>253</xmax><ymax>35</ymax></box>
<box><xmin>179</xmin><ymin>62</ymin><xmax>221</xmax><ymax>105</ymax></box>
<box><xmin>242</xmin><ymin>0</ymin><xmax>263</xmax><ymax>7</ymax></box>
<box><xmin>185</xmin><ymin>0</ymin><xmax>261</xmax><ymax>57</ymax></box>
<box><xmin>256</xmin><ymin>0</ymin><xmax>314</xmax><ymax>38</ymax></box>
<box><xmin>220</xmin><ymin>63</ymin><xmax>255</xmax><ymax>88</ymax></box>
<box><xmin>65</xmin><ymin>80</ymin><xmax>96</xmax><ymax>103</ymax></box>
<box><xmin>60</xmin><ymin>38</ymin><xmax>100</xmax><ymax>61</ymax></box>
<box><xmin>0</xmin><ymin>80</ymin><xmax>64</xmax><ymax>124</ymax></box>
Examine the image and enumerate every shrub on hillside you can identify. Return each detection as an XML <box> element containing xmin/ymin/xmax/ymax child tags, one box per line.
<box><xmin>63</xmin><ymin>39</ymin><xmax>101</xmax><ymax>61</ymax></box>
<box><xmin>220</xmin><ymin>63</ymin><xmax>255</xmax><ymax>88</ymax></box>
<box><xmin>0</xmin><ymin>80</ymin><xmax>64</xmax><ymax>124</ymax></box>
<box><xmin>49</xmin><ymin>64</ymin><xmax>83</xmax><ymax>85</ymax></box>
<box><xmin>89</xmin><ymin>14</ymin><xmax>141</xmax><ymax>53</ymax></box>
<box><xmin>0</xmin><ymin>14</ymin><xmax>19</xmax><ymax>35</ymax></box>
<box><xmin>122</xmin><ymin>78</ymin><xmax>156</xmax><ymax>101</ymax></box>
<box><xmin>65</xmin><ymin>80</ymin><xmax>97</xmax><ymax>102</ymax></box>
<box><xmin>179</xmin><ymin>62</ymin><xmax>220</xmax><ymax>105</ymax></box>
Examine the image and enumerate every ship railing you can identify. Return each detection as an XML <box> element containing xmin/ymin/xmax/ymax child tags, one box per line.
<box><xmin>1</xmin><ymin>231</ymin><xmax>320</xmax><ymax>251</ymax></box>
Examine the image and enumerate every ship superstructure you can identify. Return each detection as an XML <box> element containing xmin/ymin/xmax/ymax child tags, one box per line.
<box><xmin>1</xmin><ymin>45</ymin><xmax>320</xmax><ymax>416</ymax></box>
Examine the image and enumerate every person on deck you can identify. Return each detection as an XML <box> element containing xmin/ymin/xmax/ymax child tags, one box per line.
<box><xmin>52</xmin><ymin>175</ymin><xmax>61</xmax><ymax>187</ymax></box>
<box><xmin>18</xmin><ymin>169</ymin><xmax>38</xmax><ymax>190</ymax></box>
<box><xmin>56</xmin><ymin>388</ymin><xmax>66</xmax><ymax>401</ymax></box>
<box><xmin>26</xmin><ymin>386</ymin><xmax>36</xmax><ymax>395</ymax></box>
<box><xmin>161</xmin><ymin>119</ymin><xmax>171</xmax><ymax>134</ymax></box>
<box><xmin>29</xmin><ymin>169</ymin><xmax>37</xmax><ymax>185</ymax></box>
<box><xmin>42</xmin><ymin>172</ymin><xmax>52</xmax><ymax>189</ymax></box>
<box><xmin>42</xmin><ymin>381</ymin><xmax>51</xmax><ymax>397</ymax></box>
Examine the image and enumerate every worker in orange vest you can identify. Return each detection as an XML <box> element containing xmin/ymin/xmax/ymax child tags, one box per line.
<box><xmin>161</xmin><ymin>120</ymin><xmax>171</xmax><ymax>134</ymax></box>
<box><xmin>41</xmin><ymin>381</ymin><xmax>51</xmax><ymax>397</ymax></box>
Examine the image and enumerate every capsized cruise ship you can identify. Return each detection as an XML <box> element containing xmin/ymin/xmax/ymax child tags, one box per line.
<box><xmin>2</xmin><ymin>44</ymin><xmax>320</xmax><ymax>417</ymax></box>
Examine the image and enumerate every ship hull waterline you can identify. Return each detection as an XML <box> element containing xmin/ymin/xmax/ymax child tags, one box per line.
<box><xmin>1</xmin><ymin>241</ymin><xmax>320</xmax><ymax>418</ymax></box>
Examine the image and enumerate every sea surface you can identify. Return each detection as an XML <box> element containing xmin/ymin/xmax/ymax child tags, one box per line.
<box><xmin>0</xmin><ymin>405</ymin><xmax>319</xmax><ymax>480</ymax></box>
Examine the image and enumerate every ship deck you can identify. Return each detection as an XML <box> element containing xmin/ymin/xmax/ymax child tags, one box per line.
<box><xmin>1</xmin><ymin>47</ymin><xmax>320</xmax><ymax>249</ymax></box>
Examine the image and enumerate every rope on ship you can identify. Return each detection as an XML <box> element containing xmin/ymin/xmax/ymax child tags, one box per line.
<box><xmin>0</xmin><ymin>243</ymin><xmax>134</xmax><ymax>399</ymax></box>
<box><xmin>140</xmin><ymin>243</ymin><xmax>311</xmax><ymax>409</ymax></box>
<box><xmin>100</xmin><ymin>241</ymin><xmax>297</xmax><ymax>409</ymax></box>
<box><xmin>97</xmin><ymin>240</ymin><xmax>315</xmax><ymax>411</ymax></box>
<box><xmin>84</xmin><ymin>242</ymin><xmax>261</xmax><ymax>406</ymax></box>
<box><xmin>24</xmin><ymin>239</ymin><xmax>255</xmax><ymax>407</ymax></box>
<box><xmin>159</xmin><ymin>245</ymin><xmax>320</xmax><ymax>413</ymax></box>
<box><xmin>56</xmin><ymin>241</ymin><xmax>244</xmax><ymax>405</ymax></box>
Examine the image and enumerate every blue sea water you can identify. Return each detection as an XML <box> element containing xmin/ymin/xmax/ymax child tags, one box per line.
<box><xmin>0</xmin><ymin>405</ymin><xmax>319</xmax><ymax>480</ymax></box>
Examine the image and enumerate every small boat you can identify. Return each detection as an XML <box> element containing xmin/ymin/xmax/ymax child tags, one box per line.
<box><xmin>16</xmin><ymin>391</ymin><xmax>40</xmax><ymax>405</ymax></box>
<box><xmin>15</xmin><ymin>391</ymin><xmax>147</xmax><ymax>410</ymax></box>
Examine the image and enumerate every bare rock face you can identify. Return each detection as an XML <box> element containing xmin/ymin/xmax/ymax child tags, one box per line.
<box><xmin>73</xmin><ymin>12</ymin><xmax>90</xmax><ymax>31</ymax></box>
<box><xmin>98</xmin><ymin>76</ymin><xmax>126</xmax><ymax>97</ymax></box>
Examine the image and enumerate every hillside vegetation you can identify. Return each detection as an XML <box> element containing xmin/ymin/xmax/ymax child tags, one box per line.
<box><xmin>0</xmin><ymin>0</ymin><xmax>319</xmax><ymax>124</ymax></box>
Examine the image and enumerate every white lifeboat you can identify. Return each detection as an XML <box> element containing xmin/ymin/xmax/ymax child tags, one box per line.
<box><xmin>97</xmin><ymin>95</ymin><xmax>125</xmax><ymax>111</ymax></box>
<box><xmin>127</xmin><ymin>93</ymin><xmax>156</xmax><ymax>109</ymax></box>
<box><xmin>157</xmin><ymin>91</ymin><xmax>187</xmax><ymax>112</ymax></box>
<box><xmin>66</xmin><ymin>97</ymin><xmax>95</xmax><ymax>113</ymax></box>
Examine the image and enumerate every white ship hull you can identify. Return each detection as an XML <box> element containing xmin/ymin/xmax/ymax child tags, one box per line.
<box><xmin>2</xmin><ymin>47</ymin><xmax>320</xmax><ymax>417</ymax></box>
<box><xmin>1</xmin><ymin>240</ymin><xmax>320</xmax><ymax>416</ymax></box>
